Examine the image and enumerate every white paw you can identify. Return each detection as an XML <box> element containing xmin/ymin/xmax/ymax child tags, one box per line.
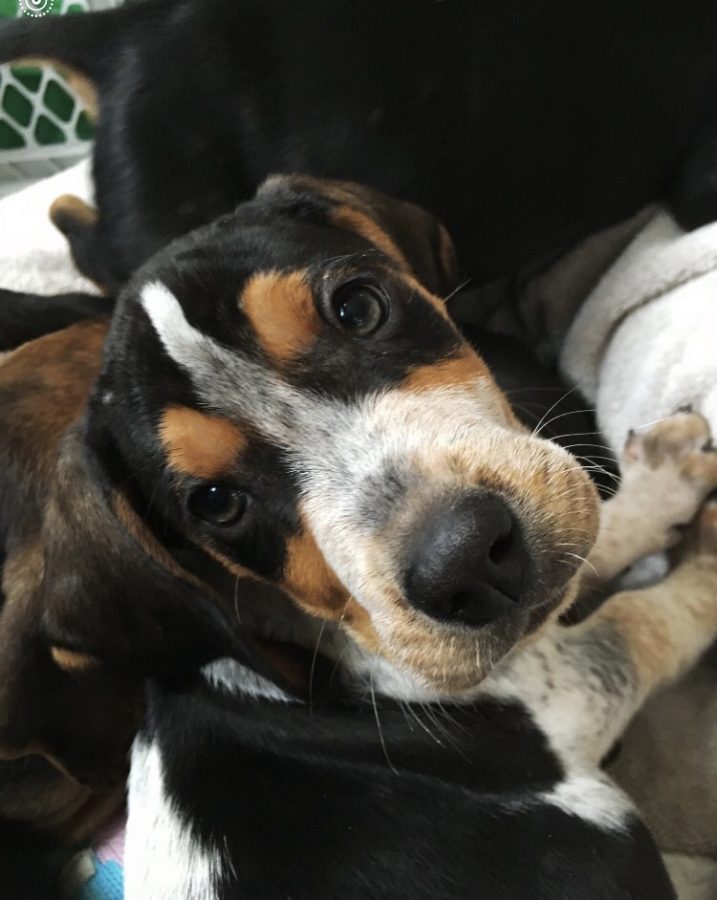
<box><xmin>621</xmin><ymin>409</ymin><xmax>717</xmax><ymax>547</ymax></box>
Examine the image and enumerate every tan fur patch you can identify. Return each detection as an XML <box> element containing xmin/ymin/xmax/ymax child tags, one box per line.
<box><xmin>159</xmin><ymin>405</ymin><xmax>247</xmax><ymax>479</ymax></box>
<box><xmin>331</xmin><ymin>205</ymin><xmax>410</xmax><ymax>271</ymax></box>
<box><xmin>399</xmin><ymin>272</ymin><xmax>453</xmax><ymax>321</ymax></box>
<box><xmin>401</xmin><ymin>342</ymin><xmax>523</xmax><ymax>435</ymax></box>
<box><xmin>13</xmin><ymin>58</ymin><xmax>99</xmax><ymax>119</ymax></box>
<box><xmin>403</xmin><ymin>349</ymin><xmax>490</xmax><ymax>393</ymax></box>
<box><xmin>0</xmin><ymin>320</ymin><xmax>107</xmax><ymax>479</ymax></box>
<box><xmin>282</xmin><ymin>530</ymin><xmax>348</xmax><ymax>615</ymax></box>
<box><xmin>240</xmin><ymin>270</ymin><xmax>319</xmax><ymax>362</ymax></box>
<box><xmin>62</xmin><ymin>70</ymin><xmax>99</xmax><ymax>120</ymax></box>
<box><xmin>48</xmin><ymin>195</ymin><xmax>108</xmax><ymax>293</ymax></box>
<box><xmin>49</xmin><ymin>194</ymin><xmax>98</xmax><ymax>229</ymax></box>
<box><xmin>50</xmin><ymin>647</ymin><xmax>99</xmax><ymax>673</ymax></box>
<box><xmin>281</xmin><ymin>528</ymin><xmax>381</xmax><ymax>652</ymax></box>
<box><xmin>201</xmin><ymin>543</ymin><xmax>257</xmax><ymax>582</ymax></box>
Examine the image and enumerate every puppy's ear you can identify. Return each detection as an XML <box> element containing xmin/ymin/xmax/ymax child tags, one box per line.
<box><xmin>256</xmin><ymin>174</ymin><xmax>460</xmax><ymax>296</ymax></box>
<box><xmin>40</xmin><ymin>431</ymin><xmax>237</xmax><ymax>676</ymax></box>
<box><xmin>0</xmin><ymin>429</ymin><xmax>238</xmax><ymax>788</ymax></box>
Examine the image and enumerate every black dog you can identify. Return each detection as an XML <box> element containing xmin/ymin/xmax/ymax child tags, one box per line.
<box><xmin>4</xmin><ymin>0</ymin><xmax>717</xmax><ymax>294</ymax></box>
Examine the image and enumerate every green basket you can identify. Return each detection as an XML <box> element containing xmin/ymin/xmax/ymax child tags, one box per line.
<box><xmin>0</xmin><ymin>0</ymin><xmax>119</xmax><ymax>196</ymax></box>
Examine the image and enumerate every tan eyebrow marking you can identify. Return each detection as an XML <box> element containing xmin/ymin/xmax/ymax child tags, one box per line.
<box><xmin>330</xmin><ymin>205</ymin><xmax>411</xmax><ymax>271</ymax></box>
<box><xmin>240</xmin><ymin>270</ymin><xmax>320</xmax><ymax>363</ymax></box>
<box><xmin>159</xmin><ymin>405</ymin><xmax>247</xmax><ymax>479</ymax></box>
<box><xmin>399</xmin><ymin>272</ymin><xmax>453</xmax><ymax>321</ymax></box>
<box><xmin>402</xmin><ymin>349</ymin><xmax>490</xmax><ymax>392</ymax></box>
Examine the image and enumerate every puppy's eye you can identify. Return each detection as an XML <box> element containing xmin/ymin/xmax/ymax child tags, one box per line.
<box><xmin>330</xmin><ymin>283</ymin><xmax>388</xmax><ymax>336</ymax></box>
<box><xmin>189</xmin><ymin>484</ymin><xmax>247</xmax><ymax>526</ymax></box>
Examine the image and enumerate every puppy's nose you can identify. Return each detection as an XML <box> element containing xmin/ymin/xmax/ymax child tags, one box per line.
<box><xmin>404</xmin><ymin>492</ymin><xmax>531</xmax><ymax>627</ymax></box>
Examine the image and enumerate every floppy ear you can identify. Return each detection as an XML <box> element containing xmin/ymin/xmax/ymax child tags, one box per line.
<box><xmin>39</xmin><ymin>429</ymin><xmax>238</xmax><ymax>676</ymax></box>
<box><xmin>0</xmin><ymin>428</ymin><xmax>240</xmax><ymax>788</ymax></box>
<box><xmin>256</xmin><ymin>174</ymin><xmax>460</xmax><ymax>297</ymax></box>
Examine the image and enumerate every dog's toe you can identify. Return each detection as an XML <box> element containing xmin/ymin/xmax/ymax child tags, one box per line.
<box><xmin>623</xmin><ymin>410</ymin><xmax>716</xmax><ymax>485</ymax></box>
<box><xmin>619</xmin><ymin>412</ymin><xmax>717</xmax><ymax>551</ymax></box>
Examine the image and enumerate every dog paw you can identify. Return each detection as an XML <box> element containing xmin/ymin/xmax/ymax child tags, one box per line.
<box><xmin>621</xmin><ymin>410</ymin><xmax>717</xmax><ymax>547</ymax></box>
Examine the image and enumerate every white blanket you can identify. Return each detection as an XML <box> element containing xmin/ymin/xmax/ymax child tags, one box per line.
<box><xmin>560</xmin><ymin>211</ymin><xmax>717</xmax><ymax>450</ymax></box>
<box><xmin>0</xmin><ymin>159</ymin><xmax>96</xmax><ymax>295</ymax></box>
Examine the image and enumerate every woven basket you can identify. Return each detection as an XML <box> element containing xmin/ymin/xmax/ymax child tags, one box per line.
<box><xmin>0</xmin><ymin>0</ymin><xmax>119</xmax><ymax>196</ymax></box>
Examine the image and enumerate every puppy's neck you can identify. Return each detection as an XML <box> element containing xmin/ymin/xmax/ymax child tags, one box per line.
<box><xmin>208</xmin><ymin>590</ymin><xmax>435</xmax><ymax>703</ymax></box>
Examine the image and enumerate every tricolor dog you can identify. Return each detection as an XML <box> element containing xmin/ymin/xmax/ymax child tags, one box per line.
<box><xmin>1</xmin><ymin>177</ymin><xmax>717</xmax><ymax>898</ymax></box>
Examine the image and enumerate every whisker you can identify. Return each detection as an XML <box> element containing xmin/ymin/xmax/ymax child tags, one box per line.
<box><xmin>308</xmin><ymin>620</ymin><xmax>327</xmax><ymax>715</ymax></box>
<box><xmin>530</xmin><ymin>388</ymin><xmax>581</xmax><ymax>438</ymax></box>
<box><xmin>233</xmin><ymin>573</ymin><xmax>242</xmax><ymax>624</ymax></box>
<box><xmin>443</xmin><ymin>278</ymin><xmax>473</xmax><ymax>304</ymax></box>
<box><xmin>370</xmin><ymin>671</ymin><xmax>398</xmax><ymax>774</ymax></box>
<box><xmin>561</xmin><ymin>551</ymin><xmax>597</xmax><ymax>576</ymax></box>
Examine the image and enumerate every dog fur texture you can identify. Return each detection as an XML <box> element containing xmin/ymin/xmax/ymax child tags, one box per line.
<box><xmin>5</xmin><ymin>1</ymin><xmax>717</xmax><ymax>293</ymax></box>
<box><xmin>2</xmin><ymin>177</ymin><xmax>717</xmax><ymax>897</ymax></box>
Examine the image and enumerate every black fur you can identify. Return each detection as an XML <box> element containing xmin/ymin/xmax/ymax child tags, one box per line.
<box><xmin>4</xmin><ymin>0</ymin><xmax>717</xmax><ymax>292</ymax></box>
<box><xmin>0</xmin><ymin>289</ymin><xmax>114</xmax><ymax>351</ymax></box>
<box><xmin>141</xmin><ymin>677</ymin><xmax>675</xmax><ymax>900</ymax></box>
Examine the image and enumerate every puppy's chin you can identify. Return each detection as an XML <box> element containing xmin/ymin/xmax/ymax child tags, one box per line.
<box><xmin>340</xmin><ymin>575</ymin><xmax>585</xmax><ymax>701</ymax></box>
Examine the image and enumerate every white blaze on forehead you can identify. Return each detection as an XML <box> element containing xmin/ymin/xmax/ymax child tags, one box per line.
<box><xmin>140</xmin><ymin>280</ymin><xmax>300</xmax><ymax>441</ymax></box>
<box><xmin>141</xmin><ymin>281</ymin><xmax>211</xmax><ymax>363</ymax></box>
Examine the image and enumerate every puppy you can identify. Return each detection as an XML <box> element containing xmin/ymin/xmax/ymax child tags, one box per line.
<box><xmin>1</xmin><ymin>176</ymin><xmax>716</xmax><ymax>897</ymax></box>
<box><xmin>0</xmin><ymin>174</ymin><xmax>590</xmax><ymax>806</ymax></box>
<box><xmin>4</xmin><ymin>1</ymin><xmax>717</xmax><ymax>291</ymax></box>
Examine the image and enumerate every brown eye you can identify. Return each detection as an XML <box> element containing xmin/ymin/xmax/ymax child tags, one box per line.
<box><xmin>189</xmin><ymin>484</ymin><xmax>247</xmax><ymax>526</ymax></box>
<box><xmin>330</xmin><ymin>283</ymin><xmax>389</xmax><ymax>336</ymax></box>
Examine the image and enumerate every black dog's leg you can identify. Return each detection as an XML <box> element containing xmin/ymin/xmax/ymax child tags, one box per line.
<box><xmin>0</xmin><ymin>289</ymin><xmax>115</xmax><ymax>352</ymax></box>
<box><xmin>49</xmin><ymin>195</ymin><xmax>124</xmax><ymax>294</ymax></box>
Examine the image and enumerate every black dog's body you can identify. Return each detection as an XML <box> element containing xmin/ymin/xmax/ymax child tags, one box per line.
<box><xmin>128</xmin><ymin>672</ymin><xmax>672</xmax><ymax>900</ymax></box>
<box><xmin>4</xmin><ymin>0</ymin><xmax>717</xmax><ymax>291</ymax></box>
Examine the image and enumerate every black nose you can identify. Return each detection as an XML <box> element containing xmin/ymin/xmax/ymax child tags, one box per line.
<box><xmin>404</xmin><ymin>492</ymin><xmax>531</xmax><ymax>628</ymax></box>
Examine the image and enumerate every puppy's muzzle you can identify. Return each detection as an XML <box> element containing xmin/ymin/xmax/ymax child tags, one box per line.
<box><xmin>404</xmin><ymin>491</ymin><xmax>531</xmax><ymax>628</ymax></box>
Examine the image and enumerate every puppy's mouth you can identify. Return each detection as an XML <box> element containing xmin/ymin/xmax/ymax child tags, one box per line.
<box><xmin>338</xmin><ymin>576</ymin><xmax>582</xmax><ymax>699</ymax></box>
<box><xmin>297</xmin><ymin>462</ymin><xmax>599</xmax><ymax>698</ymax></box>
<box><xmin>228</xmin><ymin>469</ymin><xmax>596</xmax><ymax>702</ymax></box>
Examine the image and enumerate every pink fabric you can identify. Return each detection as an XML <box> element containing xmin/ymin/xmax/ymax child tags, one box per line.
<box><xmin>93</xmin><ymin>813</ymin><xmax>126</xmax><ymax>867</ymax></box>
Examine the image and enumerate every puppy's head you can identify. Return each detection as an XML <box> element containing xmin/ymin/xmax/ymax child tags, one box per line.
<box><xmin>85</xmin><ymin>175</ymin><xmax>599</xmax><ymax>698</ymax></box>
